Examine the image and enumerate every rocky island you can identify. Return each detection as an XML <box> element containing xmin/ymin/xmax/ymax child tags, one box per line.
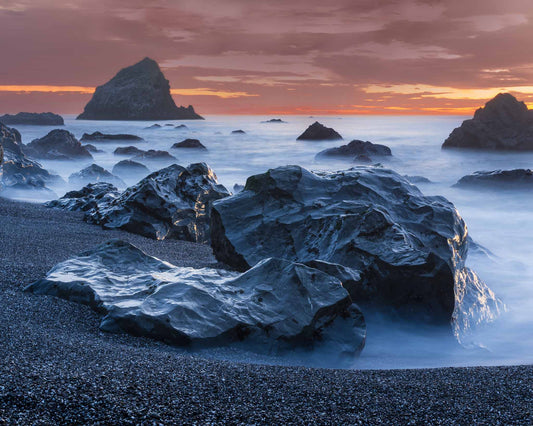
<box><xmin>0</xmin><ymin>112</ymin><xmax>64</xmax><ymax>126</ymax></box>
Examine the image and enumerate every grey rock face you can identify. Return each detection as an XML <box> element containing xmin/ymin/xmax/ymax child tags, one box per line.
<box><xmin>171</xmin><ymin>139</ymin><xmax>207</xmax><ymax>150</ymax></box>
<box><xmin>25</xmin><ymin>240</ymin><xmax>366</xmax><ymax>352</ymax></box>
<box><xmin>0</xmin><ymin>112</ymin><xmax>64</xmax><ymax>126</ymax></box>
<box><xmin>46</xmin><ymin>183</ymin><xmax>119</xmax><ymax>212</ymax></box>
<box><xmin>113</xmin><ymin>146</ymin><xmax>145</xmax><ymax>156</ymax></box>
<box><xmin>442</xmin><ymin>93</ymin><xmax>533</xmax><ymax>150</ymax></box>
<box><xmin>69</xmin><ymin>164</ymin><xmax>126</xmax><ymax>188</ymax></box>
<box><xmin>455</xmin><ymin>169</ymin><xmax>533</xmax><ymax>189</ymax></box>
<box><xmin>316</xmin><ymin>140</ymin><xmax>392</xmax><ymax>159</ymax></box>
<box><xmin>297</xmin><ymin>122</ymin><xmax>343</xmax><ymax>141</ymax></box>
<box><xmin>89</xmin><ymin>163</ymin><xmax>230</xmax><ymax>242</ymax></box>
<box><xmin>112</xmin><ymin>160</ymin><xmax>150</xmax><ymax>178</ymax></box>
<box><xmin>25</xmin><ymin>129</ymin><xmax>93</xmax><ymax>160</ymax></box>
<box><xmin>210</xmin><ymin>165</ymin><xmax>502</xmax><ymax>335</ymax></box>
<box><xmin>81</xmin><ymin>132</ymin><xmax>143</xmax><ymax>142</ymax></box>
<box><xmin>133</xmin><ymin>150</ymin><xmax>175</xmax><ymax>161</ymax></box>
<box><xmin>77</xmin><ymin>58</ymin><xmax>204</xmax><ymax>121</ymax></box>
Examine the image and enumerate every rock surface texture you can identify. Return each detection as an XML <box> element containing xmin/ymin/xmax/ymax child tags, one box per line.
<box><xmin>210</xmin><ymin>165</ymin><xmax>502</xmax><ymax>338</ymax></box>
<box><xmin>297</xmin><ymin>122</ymin><xmax>343</xmax><ymax>141</ymax></box>
<box><xmin>77</xmin><ymin>58</ymin><xmax>203</xmax><ymax>121</ymax></box>
<box><xmin>46</xmin><ymin>183</ymin><xmax>119</xmax><ymax>212</ymax></box>
<box><xmin>68</xmin><ymin>164</ymin><xmax>126</xmax><ymax>188</ymax></box>
<box><xmin>25</xmin><ymin>129</ymin><xmax>93</xmax><ymax>160</ymax></box>
<box><xmin>25</xmin><ymin>239</ymin><xmax>366</xmax><ymax>353</ymax></box>
<box><xmin>442</xmin><ymin>93</ymin><xmax>533</xmax><ymax>150</ymax></box>
<box><xmin>0</xmin><ymin>112</ymin><xmax>64</xmax><ymax>126</ymax></box>
<box><xmin>112</xmin><ymin>160</ymin><xmax>150</xmax><ymax>178</ymax></box>
<box><xmin>316</xmin><ymin>140</ymin><xmax>392</xmax><ymax>159</ymax></box>
<box><xmin>455</xmin><ymin>169</ymin><xmax>533</xmax><ymax>189</ymax></box>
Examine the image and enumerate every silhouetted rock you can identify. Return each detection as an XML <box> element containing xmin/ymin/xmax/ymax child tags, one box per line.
<box><xmin>175</xmin><ymin>124</ymin><xmax>188</xmax><ymax>129</ymax></box>
<box><xmin>113</xmin><ymin>146</ymin><xmax>145</xmax><ymax>156</ymax></box>
<box><xmin>297</xmin><ymin>122</ymin><xmax>343</xmax><ymax>141</ymax></box>
<box><xmin>112</xmin><ymin>160</ymin><xmax>150</xmax><ymax>178</ymax></box>
<box><xmin>0</xmin><ymin>112</ymin><xmax>64</xmax><ymax>126</ymax></box>
<box><xmin>210</xmin><ymin>165</ymin><xmax>503</xmax><ymax>338</ymax></box>
<box><xmin>164</xmin><ymin>124</ymin><xmax>174</xmax><ymax>127</ymax></box>
<box><xmin>316</xmin><ymin>140</ymin><xmax>391</xmax><ymax>159</ymax></box>
<box><xmin>442</xmin><ymin>93</ymin><xmax>533</xmax><ymax>150</ymax></box>
<box><xmin>231</xmin><ymin>130</ymin><xmax>246</xmax><ymax>134</ymax></box>
<box><xmin>24</xmin><ymin>129</ymin><xmax>93</xmax><ymax>161</ymax></box>
<box><xmin>233</xmin><ymin>183</ymin><xmax>244</xmax><ymax>193</ymax></box>
<box><xmin>81</xmin><ymin>132</ymin><xmax>143</xmax><ymax>142</ymax></box>
<box><xmin>46</xmin><ymin>183</ymin><xmax>119</xmax><ymax>212</ymax></box>
<box><xmin>171</xmin><ymin>139</ymin><xmax>206</xmax><ymax>150</ymax></box>
<box><xmin>26</xmin><ymin>240</ymin><xmax>366</xmax><ymax>354</ymax></box>
<box><xmin>133</xmin><ymin>150</ymin><xmax>176</xmax><ymax>161</ymax></box>
<box><xmin>262</xmin><ymin>118</ymin><xmax>286</xmax><ymax>123</ymax></box>
<box><xmin>454</xmin><ymin>169</ymin><xmax>533</xmax><ymax>189</ymax></box>
<box><xmin>87</xmin><ymin>163</ymin><xmax>230</xmax><ymax>242</ymax></box>
<box><xmin>83</xmin><ymin>144</ymin><xmax>104</xmax><ymax>154</ymax></box>
<box><xmin>69</xmin><ymin>164</ymin><xmax>125</xmax><ymax>188</ymax></box>
<box><xmin>77</xmin><ymin>57</ymin><xmax>204</xmax><ymax>121</ymax></box>
<box><xmin>145</xmin><ymin>124</ymin><xmax>161</xmax><ymax>129</ymax></box>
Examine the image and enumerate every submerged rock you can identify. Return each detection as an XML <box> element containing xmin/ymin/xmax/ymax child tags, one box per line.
<box><xmin>231</xmin><ymin>130</ymin><xmax>246</xmax><ymax>134</ymax></box>
<box><xmin>77</xmin><ymin>57</ymin><xmax>203</xmax><ymax>121</ymax></box>
<box><xmin>113</xmin><ymin>146</ymin><xmax>145</xmax><ymax>156</ymax></box>
<box><xmin>442</xmin><ymin>93</ymin><xmax>533</xmax><ymax>150</ymax></box>
<box><xmin>88</xmin><ymin>163</ymin><xmax>230</xmax><ymax>242</ymax></box>
<box><xmin>175</xmin><ymin>124</ymin><xmax>188</xmax><ymax>129</ymax></box>
<box><xmin>454</xmin><ymin>169</ymin><xmax>533</xmax><ymax>189</ymax></box>
<box><xmin>262</xmin><ymin>118</ymin><xmax>286</xmax><ymax>123</ymax></box>
<box><xmin>112</xmin><ymin>160</ymin><xmax>150</xmax><ymax>178</ymax></box>
<box><xmin>210</xmin><ymin>165</ymin><xmax>502</xmax><ymax>336</ymax></box>
<box><xmin>133</xmin><ymin>150</ymin><xmax>176</xmax><ymax>161</ymax></box>
<box><xmin>83</xmin><ymin>144</ymin><xmax>104</xmax><ymax>154</ymax></box>
<box><xmin>316</xmin><ymin>140</ymin><xmax>391</xmax><ymax>159</ymax></box>
<box><xmin>171</xmin><ymin>139</ymin><xmax>207</xmax><ymax>150</ymax></box>
<box><xmin>81</xmin><ymin>132</ymin><xmax>143</xmax><ymax>142</ymax></box>
<box><xmin>69</xmin><ymin>164</ymin><xmax>126</xmax><ymax>188</ymax></box>
<box><xmin>0</xmin><ymin>112</ymin><xmax>64</xmax><ymax>126</ymax></box>
<box><xmin>145</xmin><ymin>124</ymin><xmax>161</xmax><ymax>129</ymax></box>
<box><xmin>26</xmin><ymin>240</ymin><xmax>366</xmax><ymax>353</ymax></box>
<box><xmin>46</xmin><ymin>183</ymin><xmax>119</xmax><ymax>212</ymax></box>
<box><xmin>297</xmin><ymin>122</ymin><xmax>343</xmax><ymax>141</ymax></box>
<box><xmin>25</xmin><ymin>129</ymin><xmax>93</xmax><ymax>160</ymax></box>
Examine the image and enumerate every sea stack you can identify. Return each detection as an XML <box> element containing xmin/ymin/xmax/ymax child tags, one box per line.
<box><xmin>77</xmin><ymin>57</ymin><xmax>203</xmax><ymax>121</ymax></box>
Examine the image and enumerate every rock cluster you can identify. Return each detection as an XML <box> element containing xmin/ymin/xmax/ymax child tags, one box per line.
<box><xmin>25</xmin><ymin>129</ymin><xmax>93</xmax><ymax>160</ymax></box>
<box><xmin>297</xmin><ymin>121</ymin><xmax>343</xmax><ymax>141</ymax></box>
<box><xmin>0</xmin><ymin>112</ymin><xmax>64</xmax><ymax>126</ymax></box>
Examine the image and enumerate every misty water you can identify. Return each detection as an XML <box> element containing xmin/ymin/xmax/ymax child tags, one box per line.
<box><xmin>8</xmin><ymin>114</ymin><xmax>533</xmax><ymax>370</ymax></box>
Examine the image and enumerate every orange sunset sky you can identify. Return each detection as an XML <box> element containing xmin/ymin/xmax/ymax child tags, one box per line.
<box><xmin>1</xmin><ymin>0</ymin><xmax>533</xmax><ymax>115</ymax></box>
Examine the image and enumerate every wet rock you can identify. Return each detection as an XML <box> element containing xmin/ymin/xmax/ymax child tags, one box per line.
<box><xmin>210</xmin><ymin>165</ymin><xmax>502</xmax><ymax>336</ymax></box>
<box><xmin>454</xmin><ymin>169</ymin><xmax>533</xmax><ymax>189</ymax></box>
<box><xmin>88</xmin><ymin>163</ymin><xmax>230</xmax><ymax>242</ymax></box>
<box><xmin>77</xmin><ymin>57</ymin><xmax>204</xmax><ymax>120</ymax></box>
<box><xmin>81</xmin><ymin>132</ymin><xmax>143</xmax><ymax>142</ymax></box>
<box><xmin>316</xmin><ymin>140</ymin><xmax>391</xmax><ymax>159</ymax></box>
<box><xmin>26</xmin><ymin>240</ymin><xmax>366</xmax><ymax>353</ymax></box>
<box><xmin>113</xmin><ymin>146</ymin><xmax>145</xmax><ymax>156</ymax></box>
<box><xmin>297</xmin><ymin>121</ymin><xmax>343</xmax><ymax>141</ymax></box>
<box><xmin>46</xmin><ymin>182</ymin><xmax>119</xmax><ymax>212</ymax></box>
<box><xmin>442</xmin><ymin>93</ymin><xmax>533</xmax><ymax>150</ymax></box>
<box><xmin>0</xmin><ymin>112</ymin><xmax>64</xmax><ymax>126</ymax></box>
<box><xmin>171</xmin><ymin>139</ymin><xmax>207</xmax><ymax>150</ymax></box>
<box><xmin>25</xmin><ymin>129</ymin><xmax>93</xmax><ymax>160</ymax></box>
<box><xmin>83</xmin><ymin>144</ymin><xmax>104</xmax><ymax>154</ymax></box>
<box><xmin>68</xmin><ymin>164</ymin><xmax>126</xmax><ymax>188</ymax></box>
<box><xmin>133</xmin><ymin>150</ymin><xmax>176</xmax><ymax>161</ymax></box>
<box><xmin>231</xmin><ymin>130</ymin><xmax>246</xmax><ymax>134</ymax></box>
<box><xmin>112</xmin><ymin>160</ymin><xmax>150</xmax><ymax>178</ymax></box>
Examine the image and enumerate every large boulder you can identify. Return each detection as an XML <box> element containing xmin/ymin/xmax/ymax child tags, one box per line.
<box><xmin>25</xmin><ymin>129</ymin><xmax>93</xmax><ymax>160</ymax></box>
<box><xmin>112</xmin><ymin>160</ymin><xmax>150</xmax><ymax>178</ymax></box>
<box><xmin>46</xmin><ymin>183</ymin><xmax>119</xmax><ymax>212</ymax></box>
<box><xmin>77</xmin><ymin>57</ymin><xmax>204</xmax><ymax>121</ymax></box>
<box><xmin>81</xmin><ymin>132</ymin><xmax>143</xmax><ymax>142</ymax></box>
<box><xmin>297</xmin><ymin>122</ymin><xmax>343</xmax><ymax>141</ymax></box>
<box><xmin>88</xmin><ymin>163</ymin><xmax>230</xmax><ymax>242</ymax></box>
<box><xmin>442</xmin><ymin>93</ymin><xmax>533</xmax><ymax>150</ymax></box>
<box><xmin>210</xmin><ymin>165</ymin><xmax>502</xmax><ymax>336</ymax></box>
<box><xmin>26</xmin><ymin>240</ymin><xmax>365</xmax><ymax>353</ymax></box>
<box><xmin>316</xmin><ymin>140</ymin><xmax>391</xmax><ymax>159</ymax></box>
<box><xmin>454</xmin><ymin>169</ymin><xmax>533</xmax><ymax>189</ymax></box>
<box><xmin>68</xmin><ymin>164</ymin><xmax>126</xmax><ymax>188</ymax></box>
<box><xmin>0</xmin><ymin>112</ymin><xmax>64</xmax><ymax>126</ymax></box>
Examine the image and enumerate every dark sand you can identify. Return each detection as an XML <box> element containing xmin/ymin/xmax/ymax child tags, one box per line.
<box><xmin>0</xmin><ymin>198</ymin><xmax>531</xmax><ymax>424</ymax></box>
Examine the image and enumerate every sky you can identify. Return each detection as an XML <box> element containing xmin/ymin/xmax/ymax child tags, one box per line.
<box><xmin>0</xmin><ymin>0</ymin><xmax>532</xmax><ymax>115</ymax></box>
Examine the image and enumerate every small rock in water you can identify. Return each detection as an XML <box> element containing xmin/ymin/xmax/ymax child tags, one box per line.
<box><xmin>69</xmin><ymin>164</ymin><xmax>126</xmax><ymax>188</ymax></box>
<box><xmin>231</xmin><ymin>129</ymin><xmax>246</xmax><ymax>134</ymax></box>
<box><xmin>133</xmin><ymin>149</ymin><xmax>176</xmax><ymax>161</ymax></box>
<box><xmin>171</xmin><ymin>139</ymin><xmax>207</xmax><ymax>150</ymax></box>
<box><xmin>112</xmin><ymin>160</ymin><xmax>150</xmax><ymax>178</ymax></box>
<box><xmin>454</xmin><ymin>169</ymin><xmax>533</xmax><ymax>189</ymax></box>
<box><xmin>25</xmin><ymin>129</ymin><xmax>93</xmax><ymax>160</ymax></box>
<box><xmin>297</xmin><ymin>121</ymin><xmax>342</xmax><ymax>141</ymax></box>
<box><xmin>114</xmin><ymin>146</ymin><xmax>145</xmax><ymax>156</ymax></box>
<box><xmin>81</xmin><ymin>131</ymin><xmax>143</xmax><ymax>142</ymax></box>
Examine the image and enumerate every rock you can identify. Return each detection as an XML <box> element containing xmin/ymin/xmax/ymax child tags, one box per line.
<box><xmin>210</xmin><ymin>165</ymin><xmax>502</xmax><ymax>336</ymax></box>
<box><xmin>404</xmin><ymin>175</ymin><xmax>432</xmax><ymax>184</ymax></box>
<box><xmin>83</xmin><ymin>144</ymin><xmax>104</xmax><ymax>154</ymax></box>
<box><xmin>68</xmin><ymin>164</ymin><xmax>126</xmax><ymax>188</ymax></box>
<box><xmin>454</xmin><ymin>169</ymin><xmax>533</xmax><ymax>189</ymax></box>
<box><xmin>316</xmin><ymin>140</ymin><xmax>391</xmax><ymax>159</ymax></box>
<box><xmin>297</xmin><ymin>122</ymin><xmax>343</xmax><ymax>141</ymax></box>
<box><xmin>113</xmin><ymin>146</ymin><xmax>145</xmax><ymax>156</ymax></box>
<box><xmin>133</xmin><ymin>150</ymin><xmax>176</xmax><ymax>161</ymax></box>
<box><xmin>442</xmin><ymin>93</ymin><xmax>533</xmax><ymax>150</ymax></box>
<box><xmin>81</xmin><ymin>132</ymin><xmax>143</xmax><ymax>142</ymax></box>
<box><xmin>77</xmin><ymin>57</ymin><xmax>204</xmax><ymax>121</ymax></box>
<box><xmin>231</xmin><ymin>130</ymin><xmax>246</xmax><ymax>134</ymax></box>
<box><xmin>233</xmin><ymin>183</ymin><xmax>244</xmax><ymax>193</ymax></box>
<box><xmin>0</xmin><ymin>112</ymin><xmax>64</xmax><ymax>126</ymax></box>
<box><xmin>164</xmin><ymin>124</ymin><xmax>174</xmax><ymax>127</ymax></box>
<box><xmin>88</xmin><ymin>163</ymin><xmax>230</xmax><ymax>242</ymax></box>
<box><xmin>145</xmin><ymin>124</ymin><xmax>161</xmax><ymax>129</ymax></box>
<box><xmin>26</xmin><ymin>240</ymin><xmax>366</xmax><ymax>353</ymax></box>
<box><xmin>175</xmin><ymin>124</ymin><xmax>188</xmax><ymax>129</ymax></box>
<box><xmin>354</xmin><ymin>154</ymin><xmax>372</xmax><ymax>163</ymax></box>
<box><xmin>24</xmin><ymin>129</ymin><xmax>93</xmax><ymax>160</ymax></box>
<box><xmin>171</xmin><ymin>139</ymin><xmax>207</xmax><ymax>150</ymax></box>
<box><xmin>112</xmin><ymin>160</ymin><xmax>150</xmax><ymax>178</ymax></box>
<box><xmin>46</xmin><ymin>182</ymin><xmax>119</xmax><ymax>212</ymax></box>
<box><xmin>262</xmin><ymin>118</ymin><xmax>286</xmax><ymax>123</ymax></box>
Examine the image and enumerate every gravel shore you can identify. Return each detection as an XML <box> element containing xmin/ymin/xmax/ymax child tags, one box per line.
<box><xmin>0</xmin><ymin>197</ymin><xmax>531</xmax><ymax>425</ymax></box>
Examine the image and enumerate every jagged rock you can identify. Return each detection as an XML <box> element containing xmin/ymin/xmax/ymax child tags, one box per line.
<box><xmin>316</xmin><ymin>140</ymin><xmax>391</xmax><ymax>159</ymax></box>
<box><xmin>77</xmin><ymin>57</ymin><xmax>204</xmax><ymax>121</ymax></box>
<box><xmin>0</xmin><ymin>112</ymin><xmax>64</xmax><ymax>126</ymax></box>
<box><xmin>68</xmin><ymin>164</ymin><xmax>126</xmax><ymax>188</ymax></box>
<box><xmin>46</xmin><ymin>183</ymin><xmax>119</xmax><ymax>212</ymax></box>
<box><xmin>175</xmin><ymin>124</ymin><xmax>188</xmax><ymax>129</ymax></box>
<box><xmin>133</xmin><ymin>150</ymin><xmax>175</xmax><ymax>161</ymax></box>
<box><xmin>114</xmin><ymin>146</ymin><xmax>145</xmax><ymax>156</ymax></box>
<box><xmin>145</xmin><ymin>124</ymin><xmax>161</xmax><ymax>129</ymax></box>
<box><xmin>171</xmin><ymin>139</ymin><xmax>206</xmax><ymax>150</ymax></box>
<box><xmin>81</xmin><ymin>132</ymin><xmax>143</xmax><ymax>142</ymax></box>
<box><xmin>26</xmin><ymin>240</ymin><xmax>366</xmax><ymax>353</ymax></box>
<box><xmin>210</xmin><ymin>165</ymin><xmax>502</xmax><ymax>336</ymax></box>
<box><xmin>24</xmin><ymin>129</ymin><xmax>93</xmax><ymax>160</ymax></box>
<box><xmin>83</xmin><ymin>144</ymin><xmax>104</xmax><ymax>154</ymax></box>
<box><xmin>112</xmin><ymin>160</ymin><xmax>150</xmax><ymax>178</ymax></box>
<box><xmin>231</xmin><ymin>130</ymin><xmax>246</xmax><ymax>134</ymax></box>
<box><xmin>262</xmin><ymin>118</ymin><xmax>286</xmax><ymax>123</ymax></box>
<box><xmin>454</xmin><ymin>169</ymin><xmax>533</xmax><ymax>189</ymax></box>
<box><xmin>297</xmin><ymin>122</ymin><xmax>342</xmax><ymax>141</ymax></box>
<box><xmin>442</xmin><ymin>93</ymin><xmax>533</xmax><ymax>150</ymax></box>
<box><xmin>88</xmin><ymin>163</ymin><xmax>230</xmax><ymax>242</ymax></box>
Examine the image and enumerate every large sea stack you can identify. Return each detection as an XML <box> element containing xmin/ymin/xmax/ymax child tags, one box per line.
<box><xmin>77</xmin><ymin>57</ymin><xmax>203</xmax><ymax>121</ymax></box>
